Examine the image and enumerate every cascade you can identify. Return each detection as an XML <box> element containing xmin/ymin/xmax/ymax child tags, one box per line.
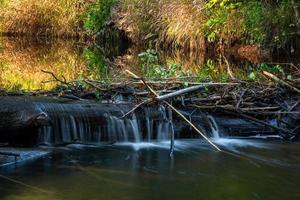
<box><xmin>36</xmin><ymin>102</ymin><xmax>172</xmax><ymax>145</ymax></box>
<box><xmin>207</xmin><ymin>115</ymin><xmax>220</xmax><ymax>139</ymax></box>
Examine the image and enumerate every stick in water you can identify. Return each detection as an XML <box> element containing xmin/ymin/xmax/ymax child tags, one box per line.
<box><xmin>164</xmin><ymin>101</ymin><xmax>222</xmax><ymax>152</ymax></box>
<box><xmin>125</xmin><ymin>69</ymin><xmax>222</xmax><ymax>152</ymax></box>
<box><xmin>0</xmin><ymin>174</ymin><xmax>54</xmax><ymax>195</ymax></box>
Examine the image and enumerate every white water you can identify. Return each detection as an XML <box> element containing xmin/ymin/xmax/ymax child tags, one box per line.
<box><xmin>36</xmin><ymin>102</ymin><xmax>277</xmax><ymax>153</ymax></box>
<box><xmin>37</xmin><ymin>103</ymin><xmax>172</xmax><ymax>145</ymax></box>
<box><xmin>207</xmin><ymin>115</ymin><xmax>220</xmax><ymax>139</ymax></box>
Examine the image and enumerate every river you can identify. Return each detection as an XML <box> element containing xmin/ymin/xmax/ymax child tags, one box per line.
<box><xmin>0</xmin><ymin>36</ymin><xmax>300</xmax><ymax>200</ymax></box>
<box><xmin>0</xmin><ymin>139</ymin><xmax>300</xmax><ymax>200</ymax></box>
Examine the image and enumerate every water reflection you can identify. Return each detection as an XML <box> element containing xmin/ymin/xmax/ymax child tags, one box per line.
<box><xmin>0</xmin><ymin>36</ymin><xmax>298</xmax><ymax>91</ymax></box>
<box><xmin>0</xmin><ymin>37</ymin><xmax>111</xmax><ymax>91</ymax></box>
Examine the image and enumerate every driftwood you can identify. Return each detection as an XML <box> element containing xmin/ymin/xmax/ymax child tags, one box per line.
<box><xmin>263</xmin><ymin>71</ymin><xmax>300</xmax><ymax>94</ymax></box>
<box><xmin>165</xmin><ymin>101</ymin><xmax>222</xmax><ymax>151</ymax></box>
<box><xmin>1</xmin><ymin>66</ymin><xmax>299</xmax><ymax>147</ymax></box>
<box><xmin>155</xmin><ymin>83</ymin><xmax>237</xmax><ymax>102</ymax></box>
<box><xmin>125</xmin><ymin>70</ymin><xmax>222</xmax><ymax>151</ymax></box>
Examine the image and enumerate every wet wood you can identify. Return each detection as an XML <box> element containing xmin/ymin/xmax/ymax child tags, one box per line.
<box><xmin>125</xmin><ymin>70</ymin><xmax>222</xmax><ymax>151</ymax></box>
<box><xmin>263</xmin><ymin>71</ymin><xmax>300</xmax><ymax>94</ymax></box>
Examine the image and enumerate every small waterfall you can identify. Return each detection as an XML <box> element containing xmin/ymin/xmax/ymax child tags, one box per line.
<box><xmin>207</xmin><ymin>115</ymin><xmax>220</xmax><ymax>139</ymax></box>
<box><xmin>36</xmin><ymin>102</ymin><xmax>171</xmax><ymax>145</ymax></box>
<box><xmin>144</xmin><ymin>107</ymin><xmax>153</xmax><ymax>142</ymax></box>
<box><xmin>157</xmin><ymin>105</ymin><xmax>171</xmax><ymax>141</ymax></box>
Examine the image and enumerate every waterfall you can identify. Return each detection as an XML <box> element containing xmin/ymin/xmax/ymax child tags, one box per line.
<box><xmin>207</xmin><ymin>115</ymin><xmax>220</xmax><ymax>139</ymax></box>
<box><xmin>36</xmin><ymin>102</ymin><xmax>172</xmax><ymax>146</ymax></box>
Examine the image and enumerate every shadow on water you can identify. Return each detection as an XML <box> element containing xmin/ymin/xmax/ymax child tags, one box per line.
<box><xmin>0</xmin><ymin>139</ymin><xmax>300</xmax><ymax>200</ymax></box>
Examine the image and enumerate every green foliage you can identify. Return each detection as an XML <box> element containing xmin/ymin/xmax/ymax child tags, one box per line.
<box><xmin>197</xmin><ymin>59</ymin><xmax>217</xmax><ymax>81</ymax></box>
<box><xmin>138</xmin><ymin>49</ymin><xmax>192</xmax><ymax>79</ymax></box>
<box><xmin>83</xmin><ymin>0</ymin><xmax>117</xmax><ymax>32</ymax></box>
<box><xmin>258</xmin><ymin>63</ymin><xmax>285</xmax><ymax>76</ymax></box>
<box><xmin>138</xmin><ymin>49</ymin><xmax>160</xmax><ymax>77</ymax></box>
<box><xmin>196</xmin><ymin>59</ymin><xmax>233</xmax><ymax>82</ymax></box>
<box><xmin>83</xmin><ymin>48</ymin><xmax>109</xmax><ymax>80</ymax></box>
<box><xmin>204</xmin><ymin>0</ymin><xmax>242</xmax><ymax>42</ymax></box>
<box><xmin>203</xmin><ymin>0</ymin><xmax>298</xmax><ymax>47</ymax></box>
<box><xmin>270</xmin><ymin>0</ymin><xmax>297</xmax><ymax>47</ymax></box>
<box><xmin>242</xmin><ymin>1</ymin><xmax>266</xmax><ymax>44</ymax></box>
<box><xmin>248</xmin><ymin>63</ymin><xmax>292</xmax><ymax>81</ymax></box>
<box><xmin>248</xmin><ymin>71</ymin><xmax>259</xmax><ymax>81</ymax></box>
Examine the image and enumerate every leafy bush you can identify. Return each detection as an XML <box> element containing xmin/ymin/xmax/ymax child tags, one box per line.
<box><xmin>204</xmin><ymin>0</ymin><xmax>242</xmax><ymax>42</ymax></box>
<box><xmin>83</xmin><ymin>0</ymin><xmax>117</xmax><ymax>32</ymax></box>
<box><xmin>242</xmin><ymin>1</ymin><xmax>266</xmax><ymax>44</ymax></box>
<box><xmin>138</xmin><ymin>49</ymin><xmax>192</xmax><ymax>79</ymax></box>
<box><xmin>203</xmin><ymin>0</ymin><xmax>298</xmax><ymax>47</ymax></box>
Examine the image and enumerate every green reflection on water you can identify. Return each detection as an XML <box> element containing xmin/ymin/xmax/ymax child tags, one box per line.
<box><xmin>83</xmin><ymin>48</ymin><xmax>110</xmax><ymax>81</ymax></box>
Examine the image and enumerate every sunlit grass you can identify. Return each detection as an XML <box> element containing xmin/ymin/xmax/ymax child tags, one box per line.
<box><xmin>0</xmin><ymin>38</ymin><xmax>99</xmax><ymax>91</ymax></box>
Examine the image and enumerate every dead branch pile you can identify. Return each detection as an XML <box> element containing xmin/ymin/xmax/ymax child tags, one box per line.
<box><xmin>1</xmin><ymin>69</ymin><xmax>299</xmax><ymax>140</ymax></box>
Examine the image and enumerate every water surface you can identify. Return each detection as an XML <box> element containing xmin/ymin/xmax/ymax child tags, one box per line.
<box><xmin>0</xmin><ymin>139</ymin><xmax>299</xmax><ymax>200</ymax></box>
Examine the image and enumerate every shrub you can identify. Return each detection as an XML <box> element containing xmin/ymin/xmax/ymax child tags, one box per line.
<box><xmin>83</xmin><ymin>0</ymin><xmax>117</xmax><ymax>33</ymax></box>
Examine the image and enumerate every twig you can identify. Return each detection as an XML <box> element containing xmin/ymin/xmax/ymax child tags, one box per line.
<box><xmin>0</xmin><ymin>143</ymin><xmax>8</xmax><ymax>147</ymax></box>
<box><xmin>263</xmin><ymin>71</ymin><xmax>300</xmax><ymax>94</ymax></box>
<box><xmin>223</xmin><ymin>56</ymin><xmax>235</xmax><ymax>80</ymax></box>
<box><xmin>288</xmin><ymin>101</ymin><xmax>300</xmax><ymax>112</ymax></box>
<box><xmin>41</xmin><ymin>70</ymin><xmax>68</xmax><ymax>85</ymax></box>
<box><xmin>0</xmin><ymin>174</ymin><xmax>54</xmax><ymax>194</ymax></box>
<box><xmin>83</xmin><ymin>79</ymin><xmax>108</xmax><ymax>92</ymax></box>
<box><xmin>120</xmin><ymin>101</ymin><xmax>148</xmax><ymax>118</ymax></box>
<box><xmin>235</xmin><ymin>89</ymin><xmax>246</xmax><ymax>109</ymax></box>
<box><xmin>168</xmin><ymin>106</ymin><xmax>175</xmax><ymax>157</ymax></box>
<box><xmin>229</xmin><ymin>111</ymin><xmax>295</xmax><ymax>138</ymax></box>
<box><xmin>58</xmin><ymin>94</ymin><xmax>81</xmax><ymax>101</ymax></box>
<box><xmin>125</xmin><ymin>70</ymin><xmax>222</xmax><ymax>151</ymax></box>
<box><xmin>164</xmin><ymin>101</ymin><xmax>222</xmax><ymax>152</ymax></box>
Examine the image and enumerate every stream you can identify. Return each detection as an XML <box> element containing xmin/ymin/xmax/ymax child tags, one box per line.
<box><xmin>0</xmin><ymin>36</ymin><xmax>300</xmax><ymax>200</ymax></box>
<box><xmin>0</xmin><ymin>139</ymin><xmax>300</xmax><ymax>200</ymax></box>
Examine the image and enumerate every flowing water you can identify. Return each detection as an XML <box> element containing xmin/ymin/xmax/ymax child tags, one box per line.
<box><xmin>0</xmin><ymin>139</ymin><xmax>300</xmax><ymax>200</ymax></box>
<box><xmin>0</xmin><ymin>99</ymin><xmax>299</xmax><ymax>200</ymax></box>
<box><xmin>1</xmin><ymin>36</ymin><xmax>300</xmax><ymax>199</ymax></box>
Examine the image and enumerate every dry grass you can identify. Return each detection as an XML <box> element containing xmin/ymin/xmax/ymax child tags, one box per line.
<box><xmin>118</xmin><ymin>0</ymin><xmax>206</xmax><ymax>51</ymax></box>
<box><xmin>0</xmin><ymin>0</ymin><xmax>91</xmax><ymax>37</ymax></box>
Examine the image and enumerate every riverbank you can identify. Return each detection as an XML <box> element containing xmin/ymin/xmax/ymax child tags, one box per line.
<box><xmin>1</xmin><ymin>1</ymin><xmax>299</xmax><ymax>48</ymax></box>
<box><xmin>112</xmin><ymin>1</ymin><xmax>300</xmax><ymax>51</ymax></box>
